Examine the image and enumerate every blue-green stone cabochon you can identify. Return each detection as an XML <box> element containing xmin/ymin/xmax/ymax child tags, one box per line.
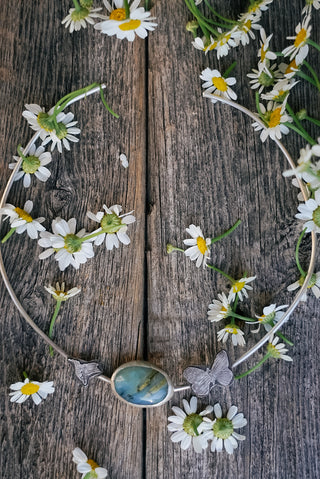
<box><xmin>113</xmin><ymin>364</ymin><xmax>169</xmax><ymax>406</ymax></box>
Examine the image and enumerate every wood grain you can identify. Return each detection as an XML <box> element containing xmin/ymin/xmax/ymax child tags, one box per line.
<box><xmin>0</xmin><ymin>0</ymin><xmax>320</xmax><ymax>478</ymax></box>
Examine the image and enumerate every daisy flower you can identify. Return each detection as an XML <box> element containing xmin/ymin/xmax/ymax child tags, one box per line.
<box><xmin>200</xmin><ymin>68</ymin><xmax>237</xmax><ymax>104</ymax></box>
<box><xmin>252</xmin><ymin>101</ymin><xmax>292</xmax><ymax>142</ymax></box>
<box><xmin>247</xmin><ymin>0</ymin><xmax>274</xmax><ymax>15</ymax></box>
<box><xmin>22</xmin><ymin>104</ymin><xmax>53</xmax><ymax>141</ymax></box>
<box><xmin>45</xmin><ymin>282</ymin><xmax>81</xmax><ymax>302</ymax></box>
<box><xmin>251</xmin><ymin>303</ymin><xmax>288</xmax><ymax>333</ymax></box>
<box><xmin>217</xmin><ymin>324</ymin><xmax>246</xmax><ymax>346</ymax></box>
<box><xmin>95</xmin><ymin>0</ymin><xmax>157</xmax><ymax>42</ymax></box>
<box><xmin>279</xmin><ymin>58</ymin><xmax>301</xmax><ymax>79</ymax></box>
<box><xmin>282</xmin><ymin>14</ymin><xmax>312</xmax><ymax>64</ymax></box>
<box><xmin>267</xmin><ymin>336</ymin><xmax>292</xmax><ymax>361</ymax></box>
<box><xmin>9</xmin><ymin>377</ymin><xmax>54</xmax><ymax>405</ymax></box>
<box><xmin>302</xmin><ymin>0</ymin><xmax>320</xmax><ymax>15</ymax></box>
<box><xmin>0</xmin><ymin>200</ymin><xmax>45</xmax><ymax>240</ymax></box>
<box><xmin>287</xmin><ymin>271</ymin><xmax>320</xmax><ymax>301</ymax></box>
<box><xmin>199</xmin><ymin>403</ymin><xmax>247</xmax><ymax>454</ymax></box>
<box><xmin>62</xmin><ymin>6</ymin><xmax>105</xmax><ymax>33</ymax></box>
<box><xmin>38</xmin><ymin>217</ymin><xmax>94</xmax><ymax>271</ymax></box>
<box><xmin>207</xmin><ymin>293</ymin><xmax>232</xmax><ymax>322</ymax></box>
<box><xmin>257</xmin><ymin>28</ymin><xmax>277</xmax><ymax>69</ymax></box>
<box><xmin>295</xmin><ymin>188</ymin><xmax>320</xmax><ymax>233</ymax></box>
<box><xmin>86</xmin><ymin>204</ymin><xmax>135</xmax><ymax>250</ymax></box>
<box><xmin>41</xmin><ymin>111</ymin><xmax>81</xmax><ymax>153</ymax></box>
<box><xmin>247</xmin><ymin>63</ymin><xmax>281</xmax><ymax>93</ymax></box>
<box><xmin>183</xmin><ymin>224</ymin><xmax>211</xmax><ymax>268</ymax></box>
<box><xmin>72</xmin><ymin>447</ymin><xmax>108</xmax><ymax>478</ymax></box>
<box><xmin>167</xmin><ymin>396</ymin><xmax>213</xmax><ymax>453</ymax></box>
<box><xmin>235</xmin><ymin>11</ymin><xmax>262</xmax><ymax>46</ymax></box>
<box><xmin>228</xmin><ymin>276</ymin><xmax>256</xmax><ymax>302</ymax></box>
<box><xmin>9</xmin><ymin>144</ymin><xmax>52</xmax><ymax>188</ymax></box>
<box><xmin>261</xmin><ymin>79</ymin><xmax>298</xmax><ymax>102</ymax></box>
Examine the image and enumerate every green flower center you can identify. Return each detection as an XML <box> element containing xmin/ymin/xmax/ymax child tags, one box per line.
<box><xmin>55</xmin><ymin>122</ymin><xmax>68</xmax><ymax>140</ymax></box>
<box><xmin>183</xmin><ymin>413</ymin><xmax>203</xmax><ymax>437</ymax></box>
<box><xmin>267</xmin><ymin>342</ymin><xmax>282</xmax><ymax>358</ymax></box>
<box><xmin>101</xmin><ymin>213</ymin><xmax>122</xmax><ymax>233</ymax></box>
<box><xmin>37</xmin><ymin>112</ymin><xmax>55</xmax><ymax>132</ymax></box>
<box><xmin>71</xmin><ymin>7</ymin><xmax>90</xmax><ymax>21</ymax></box>
<box><xmin>80</xmin><ymin>0</ymin><xmax>93</xmax><ymax>7</ymax></box>
<box><xmin>312</xmin><ymin>206</ymin><xmax>320</xmax><ymax>227</ymax></box>
<box><xmin>259</xmin><ymin>311</ymin><xmax>276</xmax><ymax>323</ymax></box>
<box><xmin>213</xmin><ymin>418</ymin><xmax>233</xmax><ymax>440</ymax></box>
<box><xmin>298</xmin><ymin>273</ymin><xmax>317</xmax><ymax>288</ymax></box>
<box><xmin>64</xmin><ymin>234</ymin><xmax>82</xmax><ymax>253</ymax></box>
<box><xmin>22</xmin><ymin>155</ymin><xmax>41</xmax><ymax>174</ymax></box>
<box><xmin>258</xmin><ymin>70</ymin><xmax>275</xmax><ymax>87</ymax></box>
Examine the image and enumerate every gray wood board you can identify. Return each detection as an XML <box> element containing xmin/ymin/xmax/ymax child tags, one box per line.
<box><xmin>0</xmin><ymin>0</ymin><xmax>319</xmax><ymax>478</ymax></box>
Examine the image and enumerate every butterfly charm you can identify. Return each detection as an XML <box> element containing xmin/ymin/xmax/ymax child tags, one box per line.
<box><xmin>183</xmin><ymin>350</ymin><xmax>233</xmax><ymax>397</ymax></box>
<box><xmin>68</xmin><ymin>358</ymin><xmax>103</xmax><ymax>387</ymax></box>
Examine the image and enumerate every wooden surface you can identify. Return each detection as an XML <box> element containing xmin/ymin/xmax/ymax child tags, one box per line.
<box><xmin>0</xmin><ymin>1</ymin><xmax>319</xmax><ymax>478</ymax></box>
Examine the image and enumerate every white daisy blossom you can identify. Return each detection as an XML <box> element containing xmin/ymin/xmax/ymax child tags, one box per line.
<box><xmin>235</xmin><ymin>11</ymin><xmax>262</xmax><ymax>46</ymax></box>
<box><xmin>200</xmin><ymin>68</ymin><xmax>237</xmax><ymax>104</ymax></box>
<box><xmin>261</xmin><ymin>79</ymin><xmax>298</xmax><ymax>102</ymax></box>
<box><xmin>9</xmin><ymin>144</ymin><xmax>52</xmax><ymax>188</ymax></box>
<box><xmin>62</xmin><ymin>6</ymin><xmax>105</xmax><ymax>33</ymax></box>
<box><xmin>72</xmin><ymin>447</ymin><xmax>108</xmax><ymax>478</ymax></box>
<box><xmin>228</xmin><ymin>276</ymin><xmax>256</xmax><ymax>302</ymax></box>
<box><xmin>207</xmin><ymin>293</ymin><xmax>232</xmax><ymax>322</ymax></box>
<box><xmin>167</xmin><ymin>397</ymin><xmax>213</xmax><ymax>453</ymax></box>
<box><xmin>282</xmin><ymin>14</ymin><xmax>312</xmax><ymax>64</ymax></box>
<box><xmin>217</xmin><ymin>324</ymin><xmax>246</xmax><ymax>346</ymax></box>
<box><xmin>267</xmin><ymin>335</ymin><xmax>292</xmax><ymax>361</ymax></box>
<box><xmin>252</xmin><ymin>101</ymin><xmax>292</xmax><ymax>142</ymax></box>
<box><xmin>247</xmin><ymin>63</ymin><xmax>281</xmax><ymax>94</ymax></box>
<box><xmin>302</xmin><ymin>0</ymin><xmax>320</xmax><ymax>15</ymax></box>
<box><xmin>119</xmin><ymin>153</ymin><xmax>129</xmax><ymax>168</ymax></box>
<box><xmin>22</xmin><ymin>104</ymin><xmax>52</xmax><ymax>141</ymax></box>
<box><xmin>278</xmin><ymin>58</ymin><xmax>301</xmax><ymax>79</ymax></box>
<box><xmin>38</xmin><ymin>218</ymin><xmax>94</xmax><ymax>271</ymax></box>
<box><xmin>95</xmin><ymin>1</ymin><xmax>157</xmax><ymax>42</ymax></box>
<box><xmin>9</xmin><ymin>378</ymin><xmax>54</xmax><ymax>405</ymax></box>
<box><xmin>296</xmin><ymin>188</ymin><xmax>320</xmax><ymax>233</ymax></box>
<box><xmin>42</xmin><ymin>111</ymin><xmax>81</xmax><ymax>153</ymax></box>
<box><xmin>283</xmin><ymin>144</ymin><xmax>320</xmax><ymax>190</ymax></box>
<box><xmin>199</xmin><ymin>403</ymin><xmax>247</xmax><ymax>455</ymax></box>
<box><xmin>287</xmin><ymin>271</ymin><xmax>320</xmax><ymax>301</ymax></box>
<box><xmin>252</xmin><ymin>303</ymin><xmax>288</xmax><ymax>333</ymax></box>
<box><xmin>183</xmin><ymin>224</ymin><xmax>211</xmax><ymax>268</ymax></box>
<box><xmin>258</xmin><ymin>28</ymin><xmax>277</xmax><ymax>69</ymax></box>
<box><xmin>86</xmin><ymin>204</ymin><xmax>135</xmax><ymax>250</ymax></box>
<box><xmin>45</xmin><ymin>282</ymin><xmax>81</xmax><ymax>302</ymax></box>
<box><xmin>247</xmin><ymin>0</ymin><xmax>274</xmax><ymax>15</ymax></box>
<box><xmin>0</xmin><ymin>200</ymin><xmax>45</xmax><ymax>240</ymax></box>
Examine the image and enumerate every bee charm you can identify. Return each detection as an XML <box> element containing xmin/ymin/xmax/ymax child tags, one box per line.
<box><xmin>183</xmin><ymin>350</ymin><xmax>233</xmax><ymax>397</ymax></box>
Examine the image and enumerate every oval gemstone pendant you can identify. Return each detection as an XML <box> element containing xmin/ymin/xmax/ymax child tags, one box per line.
<box><xmin>111</xmin><ymin>361</ymin><xmax>174</xmax><ymax>408</ymax></box>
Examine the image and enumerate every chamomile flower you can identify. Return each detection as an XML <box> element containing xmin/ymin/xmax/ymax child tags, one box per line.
<box><xmin>267</xmin><ymin>336</ymin><xmax>292</xmax><ymax>361</ymax></box>
<box><xmin>302</xmin><ymin>0</ymin><xmax>320</xmax><ymax>15</ymax></box>
<box><xmin>228</xmin><ymin>276</ymin><xmax>256</xmax><ymax>302</ymax></box>
<box><xmin>0</xmin><ymin>200</ymin><xmax>45</xmax><ymax>240</ymax></box>
<box><xmin>282</xmin><ymin>14</ymin><xmax>312</xmax><ymax>64</ymax></box>
<box><xmin>9</xmin><ymin>145</ymin><xmax>52</xmax><ymax>188</ymax></box>
<box><xmin>261</xmin><ymin>79</ymin><xmax>298</xmax><ymax>102</ymax></box>
<box><xmin>247</xmin><ymin>0</ymin><xmax>274</xmax><ymax>15</ymax></box>
<box><xmin>38</xmin><ymin>218</ymin><xmax>94</xmax><ymax>271</ymax></box>
<box><xmin>72</xmin><ymin>447</ymin><xmax>108</xmax><ymax>478</ymax></box>
<box><xmin>257</xmin><ymin>28</ymin><xmax>277</xmax><ymax>69</ymax></box>
<box><xmin>247</xmin><ymin>62</ymin><xmax>281</xmax><ymax>93</ymax></box>
<box><xmin>252</xmin><ymin>101</ymin><xmax>292</xmax><ymax>142</ymax></box>
<box><xmin>183</xmin><ymin>224</ymin><xmax>211</xmax><ymax>268</ymax></box>
<box><xmin>45</xmin><ymin>282</ymin><xmax>81</xmax><ymax>301</ymax></box>
<box><xmin>86</xmin><ymin>204</ymin><xmax>135</xmax><ymax>250</ymax></box>
<box><xmin>251</xmin><ymin>303</ymin><xmax>288</xmax><ymax>333</ymax></box>
<box><xmin>167</xmin><ymin>396</ymin><xmax>213</xmax><ymax>453</ymax></box>
<box><xmin>22</xmin><ymin>104</ymin><xmax>53</xmax><ymax>141</ymax></box>
<box><xmin>279</xmin><ymin>58</ymin><xmax>301</xmax><ymax>79</ymax></box>
<box><xmin>199</xmin><ymin>403</ymin><xmax>247</xmax><ymax>454</ymax></box>
<box><xmin>217</xmin><ymin>324</ymin><xmax>246</xmax><ymax>346</ymax></box>
<box><xmin>200</xmin><ymin>68</ymin><xmax>237</xmax><ymax>104</ymax></box>
<box><xmin>236</xmin><ymin>11</ymin><xmax>262</xmax><ymax>46</ymax></box>
<box><xmin>62</xmin><ymin>6</ymin><xmax>105</xmax><ymax>33</ymax></box>
<box><xmin>9</xmin><ymin>377</ymin><xmax>54</xmax><ymax>405</ymax></box>
<box><xmin>296</xmin><ymin>188</ymin><xmax>320</xmax><ymax>233</ymax></box>
<box><xmin>207</xmin><ymin>293</ymin><xmax>232</xmax><ymax>322</ymax></box>
<box><xmin>287</xmin><ymin>271</ymin><xmax>320</xmax><ymax>300</ymax></box>
<box><xmin>42</xmin><ymin>111</ymin><xmax>81</xmax><ymax>153</ymax></box>
<box><xmin>95</xmin><ymin>1</ymin><xmax>157</xmax><ymax>42</ymax></box>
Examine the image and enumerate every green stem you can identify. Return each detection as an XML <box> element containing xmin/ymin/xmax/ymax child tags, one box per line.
<box><xmin>305</xmin><ymin>115</ymin><xmax>320</xmax><ymax>128</ymax></box>
<box><xmin>255</xmin><ymin>92</ymin><xmax>263</xmax><ymax>117</ymax></box>
<box><xmin>23</xmin><ymin>371</ymin><xmax>28</xmax><ymax>379</ymax></box>
<box><xmin>302</xmin><ymin>60</ymin><xmax>320</xmax><ymax>90</ymax></box>
<box><xmin>203</xmin><ymin>0</ymin><xmax>237</xmax><ymax>24</ymax></box>
<box><xmin>184</xmin><ymin>0</ymin><xmax>219</xmax><ymax>37</ymax></box>
<box><xmin>99</xmin><ymin>86</ymin><xmax>119</xmax><ymax>118</ymax></box>
<box><xmin>284</xmin><ymin>122</ymin><xmax>316</xmax><ymax>145</ymax></box>
<box><xmin>307</xmin><ymin>38</ymin><xmax>320</xmax><ymax>53</ymax></box>
<box><xmin>167</xmin><ymin>245</ymin><xmax>185</xmax><ymax>253</ymax></box>
<box><xmin>211</xmin><ymin>219</ymin><xmax>241</xmax><ymax>244</ymax></box>
<box><xmin>145</xmin><ymin>0</ymin><xmax>150</xmax><ymax>10</ymax></box>
<box><xmin>206</xmin><ymin>263</ymin><xmax>235</xmax><ymax>284</ymax></box>
<box><xmin>1</xmin><ymin>227</ymin><xmax>16</xmax><ymax>243</ymax></box>
<box><xmin>81</xmin><ymin>230</ymin><xmax>105</xmax><ymax>242</ymax></box>
<box><xmin>286</xmin><ymin>103</ymin><xmax>316</xmax><ymax>145</ymax></box>
<box><xmin>223</xmin><ymin>62</ymin><xmax>237</xmax><ymax>78</ymax></box>
<box><xmin>228</xmin><ymin>311</ymin><xmax>256</xmax><ymax>322</ymax></box>
<box><xmin>234</xmin><ymin>352</ymin><xmax>271</xmax><ymax>379</ymax></box>
<box><xmin>276</xmin><ymin>331</ymin><xmax>294</xmax><ymax>347</ymax></box>
<box><xmin>295</xmin><ymin>228</ymin><xmax>307</xmax><ymax>276</ymax></box>
<box><xmin>296</xmin><ymin>70</ymin><xmax>317</xmax><ymax>87</ymax></box>
<box><xmin>72</xmin><ymin>0</ymin><xmax>82</xmax><ymax>12</ymax></box>
<box><xmin>48</xmin><ymin>301</ymin><xmax>62</xmax><ymax>357</ymax></box>
<box><xmin>123</xmin><ymin>0</ymin><xmax>130</xmax><ymax>18</ymax></box>
<box><xmin>54</xmin><ymin>83</ymin><xmax>98</xmax><ymax>116</ymax></box>
<box><xmin>17</xmin><ymin>144</ymin><xmax>27</xmax><ymax>160</ymax></box>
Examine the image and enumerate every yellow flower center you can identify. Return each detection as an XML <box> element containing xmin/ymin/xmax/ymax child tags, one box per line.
<box><xmin>87</xmin><ymin>459</ymin><xmax>99</xmax><ymax>470</ymax></box>
<box><xmin>205</xmin><ymin>41</ymin><xmax>217</xmax><ymax>51</ymax></box>
<box><xmin>261</xmin><ymin>46</ymin><xmax>267</xmax><ymax>62</ymax></box>
<box><xmin>285</xmin><ymin>59</ymin><xmax>298</xmax><ymax>75</ymax></box>
<box><xmin>267</xmin><ymin>343</ymin><xmax>281</xmax><ymax>358</ymax></box>
<box><xmin>243</xmin><ymin>19</ymin><xmax>252</xmax><ymax>32</ymax></box>
<box><xmin>294</xmin><ymin>28</ymin><xmax>307</xmax><ymax>47</ymax></box>
<box><xmin>221</xmin><ymin>306</ymin><xmax>228</xmax><ymax>313</ymax></box>
<box><xmin>110</xmin><ymin>8</ymin><xmax>126</xmax><ymax>20</ymax></box>
<box><xmin>119</xmin><ymin>19</ymin><xmax>141</xmax><ymax>31</ymax></box>
<box><xmin>232</xmin><ymin>280</ymin><xmax>245</xmax><ymax>293</ymax></box>
<box><xmin>196</xmin><ymin>236</ymin><xmax>208</xmax><ymax>255</ymax></box>
<box><xmin>258</xmin><ymin>314</ymin><xmax>265</xmax><ymax>323</ymax></box>
<box><xmin>226</xmin><ymin>326</ymin><xmax>239</xmax><ymax>335</ymax></box>
<box><xmin>15</xmin><ymin>207</ymin><xmax>33</xmax><ymax>223</ymax></box>
<box><xmin>268</xmin><ymin>107</ymin><xmax>281</xmax><ymax>128</ymax></box>
<box><xmin>212</xmin><ymin>76</ymin><xmax>228</xmax><ymax>92</ymax></box>
<box><xmin>21</xmin><ymin>382</ymin><xmax>40</xmax><ymax>395</ymax></box>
